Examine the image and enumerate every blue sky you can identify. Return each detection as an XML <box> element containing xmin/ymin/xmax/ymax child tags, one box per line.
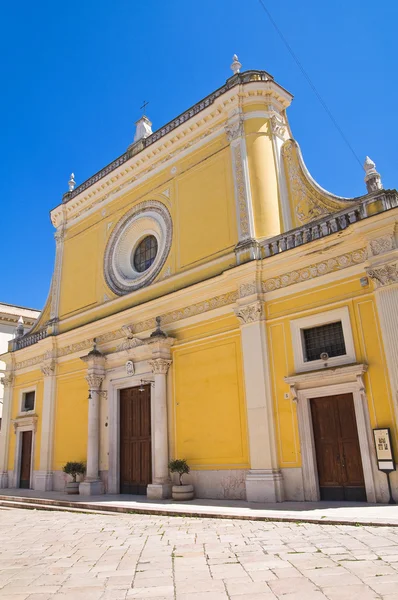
<box><xmin>1</xmin><ymin>0</ymin><xmax>397</xmax><ymax>310</ymax></box>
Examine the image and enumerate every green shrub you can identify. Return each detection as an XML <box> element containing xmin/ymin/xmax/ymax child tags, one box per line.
<box><xmin>168</xmin><ymin>458</ymin><xmax>190</xmax><ymax>485</ymax></box>
<box><xmin>62</xmin><ymin>461</ymin><xmax>86</xmax><ymax>482</ymax></box>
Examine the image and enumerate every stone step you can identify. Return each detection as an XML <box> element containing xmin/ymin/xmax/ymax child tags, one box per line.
<box><xmin>0</xmin><ymin>498</ymin><xmax>114</xmax><ymax>516</ymax></box>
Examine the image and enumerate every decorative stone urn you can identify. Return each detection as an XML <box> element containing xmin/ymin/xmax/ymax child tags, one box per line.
<box><xmin>65</xmin><ymin>482</ymin><xmax>79</xmax><ymax>495</ymax></box>
<box><xmin>168</xmin><ymin>458</ymin><xmax>194</xmax><ymax>501</ymax></box>
<box><xmin>172</xmin><ymin>484</ymin><xmax>194</xmax><ymax>501</ymax></box>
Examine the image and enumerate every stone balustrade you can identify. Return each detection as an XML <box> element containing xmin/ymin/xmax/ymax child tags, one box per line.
<box><xmin>260</xmin><ymin>190</ymin><xmax>398</xmax><ymax>259</ymax></box>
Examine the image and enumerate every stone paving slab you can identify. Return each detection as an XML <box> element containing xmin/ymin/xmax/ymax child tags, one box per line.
<box><xmin>1</xmin><ymin>508</ymin><xmax>398</xmax><ymax>598</ymax></box>
<box><xmin>1</xmin><ymin>489</ymin><xmax>398</xmax><ymax>527</ymax></box>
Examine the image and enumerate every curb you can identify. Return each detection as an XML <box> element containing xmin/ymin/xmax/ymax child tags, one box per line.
<box><xmin>0</xmin><ymin>495</ymin><xmax>397</xmax><ymax>527</ymax></box>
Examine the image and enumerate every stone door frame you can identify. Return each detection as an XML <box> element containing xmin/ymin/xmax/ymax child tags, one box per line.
<box><xmin>286</xmin><ymin>365</ymin><xmax>379</xmax><ymax>503</ymax></box>
<box><xmin>107</xmin><ymin>365</ymin><xmax>154</xmax><ymax>495</ymax></box>
<box><xmin>12</xmin><ymin>417</ymin><xmax>37</xmax><ymax>489</ymax></box>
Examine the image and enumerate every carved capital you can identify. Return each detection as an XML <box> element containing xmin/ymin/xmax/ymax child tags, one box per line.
<box><xmin>270</xmin><ymin>114</ymin><xmax>287</xmax><ymax>138</ymax></box>
<box><xmin>41</xmin><ymin>361</ymin><xmax>56</xmax><ymax>377</ymax></box>
<box><xmin>234</xmin><ymin>301</ymin><xmax>264</xmax><ymax>325</ymax></box>
<box><xmin>149</xmin><ymin>358</ymin><xmax>172</xmax><ymax>375</ymax></box>
<box><xmin>1</xmin><ymin>373</ymin><xmax>13</xmax><ymax>388</ymax></box>
<box><xmin>225</xmin><ymin>119</ymin><xmax>244</xmax><ymax>142</ymax></box>
<box><xmin>54</xmin><ymin>228</ymin><xmax>65</xmax><ymax>243</ymax></box>
<box><xmin>86</xmin><ymin>373</ymin><xmax>105</xmax><ymax>389</ymax></box>
<box><xmin>366</xmin><ymin>262</ymin><xmax>398</xmax><ymax>288</ymax></box>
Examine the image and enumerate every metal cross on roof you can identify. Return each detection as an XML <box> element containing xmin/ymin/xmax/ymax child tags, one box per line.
<box><xmin>140</xmin><ymin>100</ymin><xmax>149</xmax><ymax>114</ymax></box>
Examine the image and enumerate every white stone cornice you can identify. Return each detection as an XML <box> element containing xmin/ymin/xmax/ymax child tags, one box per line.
<box><xmin>12</xmin><ymin>414</ymin><xmax>38</xmax><ymax>434</ymax></box>
<box><xmin>285</xmin><ymin>363</ymin><xmax>368</xmax><ymax>388</ymax></box>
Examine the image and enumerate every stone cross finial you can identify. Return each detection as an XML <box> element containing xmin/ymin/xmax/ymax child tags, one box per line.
<box><xmin>68</xmin><ymin>173</ymin><xmax>76</xmax><ymax>192</ymax></box>
<box><xmin>364</xmin><ymin>156</ymin><xmax>383</xmax><ymax>193</ymax></box>
<box><xmin>230</xmin><ymin>54</ymin><xmax>242</xmax><ymax>75</ymax></box>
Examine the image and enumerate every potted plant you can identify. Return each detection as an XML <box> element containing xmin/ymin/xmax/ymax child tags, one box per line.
<box><xmin>168</xmin><ymin>458</ymin><xmax>194</xmax><ymax>501</ymax></box>
<box><xmin>62</xmin><ymin>461</ymin><xmax>86</xmax><ymax>494</ymax></box>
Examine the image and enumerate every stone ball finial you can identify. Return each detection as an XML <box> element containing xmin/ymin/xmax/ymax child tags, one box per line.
<box><xmin>364</xmin><ymin>156</ymin><xmax>383</xmax><ymax>193</ymax></box>
<box><xmin>68</xmin><ymin>173</ymin><xmax>76</xmax><ymax>192</ymax></box>
<box><xmin>230</xmin><ymin>54</ymin><xmax>242</xmax><ymax>75</ymax></box>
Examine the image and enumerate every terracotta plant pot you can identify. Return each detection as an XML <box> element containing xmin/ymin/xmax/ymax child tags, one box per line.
<box><xmin>172</xmin><ymin>484</ymin><xmax>194</xmax><ymax>501</ymax></box>
<box><xmin>66</xmin><ymin>482</ymin><xmax>79</xmax><ymax>495</ymax></box>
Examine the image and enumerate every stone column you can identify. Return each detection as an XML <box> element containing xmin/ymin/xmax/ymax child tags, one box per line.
<box><xmin>0</xmin><ymin>373</ymin><xmax>14</xmax><ymax>488</ymax></box>
<box><xmin>80</xmin><ymin>344</ymin><xmax>106</xmax><ymax>496</ymax></box>
<box><xmin>147</xmin><ymin>358</ymin><xmax>172</xmax><ymax>500</ymax></box>
<box><xmin>35</xmin><ymin>360</ymin><xmax>56</xmax><ymax>491</ymax></box>
<box><xmin>235</xmin><ymin>297</ymin><xmax>284</xmax><ymax>502</ymax></box>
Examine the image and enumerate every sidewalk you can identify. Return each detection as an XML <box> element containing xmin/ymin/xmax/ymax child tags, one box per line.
<box><xmin>1</xmin><ymin>488</ymin><xmax>398</xmax><ymax>526</ymax></box>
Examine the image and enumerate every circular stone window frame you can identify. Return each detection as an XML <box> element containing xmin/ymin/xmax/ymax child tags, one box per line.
<box><xmin>104</xmin><ymin>200</ymin><xmax>172</xmax><ymax>295</ymax></box>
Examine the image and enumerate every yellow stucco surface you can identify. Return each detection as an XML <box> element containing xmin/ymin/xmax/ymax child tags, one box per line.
<box><xmin>52</xmin><ymin>360</ymin><xmax>88</xmax><ymax>471</ymax></box>
<box><xmin>173</xmin><ymin>333</ymin><xmax>249</xmax><ymax>469</ymax></box>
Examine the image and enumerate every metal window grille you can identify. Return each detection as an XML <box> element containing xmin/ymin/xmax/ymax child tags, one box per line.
<box><xmin>23</xmin><ymin>391</ymin><xmax>35</xmax><ymax>411</ymax></box>
<box><xmin>133</xmin><ymin>235</ymin><xmax>158</xmax><ymax>273</ymax></box>
<box><xmin>303</xmin><ymin>321</ymin><xmax>346</xmax><ymax>362</ymax></box>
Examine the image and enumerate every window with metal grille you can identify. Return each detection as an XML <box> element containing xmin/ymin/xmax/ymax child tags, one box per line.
<box><xmin>22</xmin><ymin>391</ymin><xmax>35</xmax><ymax>412</ymax></box>
<box><xmin>302</xmin><ymin>321</ymin><xmax>346</xmax><ymax>362</ymax></box>
<box><xmin>133</xmin><ymin>235</ymin><xmax>158</xmax><ymax>273</ymax></box>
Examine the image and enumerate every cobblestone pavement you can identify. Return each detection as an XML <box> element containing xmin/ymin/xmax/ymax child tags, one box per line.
<box><xmin>1</xmin><ymin>508</ymin><xmax>398</xmax><ymax>600</ymax></box>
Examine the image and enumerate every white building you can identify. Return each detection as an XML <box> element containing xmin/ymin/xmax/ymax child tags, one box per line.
<box><xmin>0</xmin><ymin>304</ymin><xmax>40</xmax><ymax>424</ymax></box>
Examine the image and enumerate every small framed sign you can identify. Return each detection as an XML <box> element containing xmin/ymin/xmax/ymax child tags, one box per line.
<box><xmin>373</xmin><ymin>428</ymin><xmax>395</xmax><ymax>472</ymax></box>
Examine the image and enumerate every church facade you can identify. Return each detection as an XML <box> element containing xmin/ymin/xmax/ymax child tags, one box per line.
<box><xmin>1</xmin><ymin>58</ymin><xmax>398</xmax><ymax>503</ymax></box>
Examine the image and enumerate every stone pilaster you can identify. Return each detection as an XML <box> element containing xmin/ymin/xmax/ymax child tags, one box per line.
<box><xmin>365</xmin><ymin>230</ymin><xmax>398</xmax><ymax>424</ymax></box>
<box><xmin>367</xmin><ymin>260</ymin><xmax>398</xmax><ymax>423</ymax></box>
<box><xmin>48</xmin><ymin>217</ymin><xmax>66</xmax><ymax>335</ymax></box>
<box><xmin>80</xmin><ymin>344</ymin><xmax>106</xmax><ymax>495</ymax></box>
<box><xmin>35</xmin><ymin>359</ymin><xmax>56</xmax><ymax>491</ymax></box>
<box><xmin>0</xmin><ymin>373</ymin><xmax>14</xmax><ymax>488</ymax></box>
<box><xmin>225</xmin><ymin>117</ymin><xmax>257</xmax><ymax>264</ymax></box>
<box><xmin>234</xmin><ymin>296</ymin><xmax>284</xmax><ymax>502</ymax></box>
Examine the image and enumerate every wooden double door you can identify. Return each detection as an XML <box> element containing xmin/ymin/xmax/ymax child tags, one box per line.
<box><xmin>311</xmin><ymin>394</ymin><xmax>366</xmax><ymax>501</ymax></box>
<box><xmin>120</xmin><ymin>385</ymin><xmax>152</xmax><ymax>495</ymax></box>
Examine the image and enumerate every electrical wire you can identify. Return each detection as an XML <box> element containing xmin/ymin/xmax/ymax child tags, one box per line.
<box><xmin>257</xmin><ymin>0</ymin><xmax>363</xmax><ymax>171</ymax></box>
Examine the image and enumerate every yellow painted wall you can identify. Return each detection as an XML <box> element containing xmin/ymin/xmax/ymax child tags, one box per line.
<box><xmin>59</xmin><ymin>225</ymin><xmax>100</xmax><ymax>317</ymax></box>
<box><xmin>8</xmin><ymin>370</ymin><xmax>43</xmax><ymax>471</ymax></box>
<box><xmin>52</xmin><ymin>360</ymin><xmax>88</xmax><ymax>470</ymax></box>
<box><xmin>176</xmin><ymin>149</ymin><xmax>236</xmax><ymax>268</ymax></box>
<box><xmin>173</xmin><ymin>333</ymin><xmax>249</xmax><ymax>469</ymax></box>
<box><xmin>266</xmin><ymin>280</ymin><xmax>396</xmax><ymax>467</ymax></box>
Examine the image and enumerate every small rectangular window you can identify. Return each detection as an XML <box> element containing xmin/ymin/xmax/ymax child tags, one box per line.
<box><xmin>303</xmin><ymin>321</ymin><xmax>346</xmax><ymax>362</ymax></box>
<box><xmin>22</xmin><ymin>391</ymin><xmax>35</xmax><ymax>412</ymax></box>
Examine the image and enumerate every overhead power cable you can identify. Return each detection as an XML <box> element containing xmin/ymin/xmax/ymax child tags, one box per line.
<box><xmin>257</xmin><ymin>0</ymin><xmax>363</xmax><ymax>171</ymax></box>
